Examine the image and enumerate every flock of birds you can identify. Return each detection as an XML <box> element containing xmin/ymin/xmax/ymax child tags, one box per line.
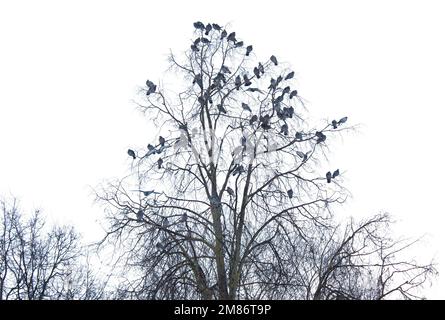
<box><xmin>128</xmin><ymin>22</ymin><xmax>349</xmax><ymax>222</ymax></box>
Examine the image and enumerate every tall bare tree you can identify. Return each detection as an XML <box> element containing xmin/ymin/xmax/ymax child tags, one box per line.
<box><xmin>98</xmin><ymin>22</ymin><xmax>436</xmax><ymax>300</ymax></box>
<box><xmin>0</xmin><ymin>197</ymin><xmax>107</xmax><ymax>300</ymax></box>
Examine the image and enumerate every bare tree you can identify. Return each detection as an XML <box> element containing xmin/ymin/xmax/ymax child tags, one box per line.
<box><xmin>97</xmin><ymin>22</ymin><xmax>436</xmax><ymax>300</ymax></box>
<box><xmin>0</xmin><ymin>197</ymin><xmax>107</xmax><ymax>300</ymax></box>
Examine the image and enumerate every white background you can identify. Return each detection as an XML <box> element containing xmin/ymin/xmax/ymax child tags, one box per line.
<box><xmin>1</xmin><ymin>0</ymin><xmax>444</xmax><ymax>298</ymax></box>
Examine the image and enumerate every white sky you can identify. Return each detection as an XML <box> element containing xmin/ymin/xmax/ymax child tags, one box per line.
<box><xmin>1</xmin><ymin>0</ymin><xmax>444</xmax><ymax>299</ymax></box>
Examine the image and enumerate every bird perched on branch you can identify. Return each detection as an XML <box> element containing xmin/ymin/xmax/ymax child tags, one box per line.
<box><xmin>217</xmin><ymin>104</ymin><xmax>227</xmax><ymax>114</ymax></box>
<box><xmin>127</xmin><ymin>149</ymin><xmax>136</xmax><ymax>160</ymax></box>
<box><xmin>205</xmin><ymin>23</ymin><xmax>212</xmax><ymax>35</ymax></box>
<box><xmin>159</xmin><ymin>136</ymin><xmax>165</xmax><ymax>147</ymax></box>
<box><xmin>332</xmin><ymin>169</ymin><xmax>340</xmax><ymax>178</ymax></box>
<box><xmin>287</xmin><ymin>189</ymin><xmax>293</xmax><ymax>198</ymax></box>
<box><xmin>285</xmin><ymin>71</ymin><xmax>294</xmax><ymax>80</ymax></box>
<box><xmin>157</xmin><ymin>158</ymin><xmax>163</xmax><ymax>169</ymax></box>
<box><xmin>193</xmin><ymin>21</ymin><xmax>205</xmax><ymax>30</ymax></box>
<box><xmin>289</xmin><ymin>90</ymin><xmax>298</xmax><ymax>99</ymax></box>
<box><xmin>246</xmin><ymin>45</ymin><xmax>253</xmax><ymax>56</ymax></box>
<box><xmin>326</xmin><ymin>171</ymin><xmax>332</xmax><ymax>183</ymax></box>
<box><xmin>136</xmin><ymin>210</ymin><xmax>144</xmax><ymax>222</ymax></box>
<box><xmin>270</xmin><ymin>55</ymin><xmax>278</xmax><ymax>66</ymax></box>
<box><xmin>242</xmin><ymin>103</ymin><xmax>252</xmax><ymax>112</ymax></box>
<box><xmin>146</xmin><ymin>80</ymin><xmax>157</xmax><ymax>95</ymax></box>
<box><xmin>226</xmin><ymin>187</ymin><xmax>235</xmax><ymax>196</ymax></box>
<box><xmin>135</xmin><ymin>190</ymin><xmax>160</xmax><ymax>197</ymax></box>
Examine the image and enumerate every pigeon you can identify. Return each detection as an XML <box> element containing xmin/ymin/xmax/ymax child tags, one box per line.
<box><xmin>326</xmin><ymin>171</ymin><xmax>332</xmax><ymax>183</ymax></box>
<box><xmin>179</xmin><ymin>123</ymin><xmax>188</xmax><ymax>131</ymax></box>
<box><xmin>332</xmin><ymin>169</ymin><xmax>340</xmax><ymax>178</ymax></box>
<box><xmin>338</xmin><ymin>117</ymin><xmax>348</xmax><ymax>125</ymax></box>
<box><xmin>181</xmin><ymin>212</ymin><xmax>187</xmax><ymax>222</ymax></box>
<box><xmin>193</xmin><ymin>74</ymin><xmax>203</xmax><ymax>89</ymax></box>
<box><xmin>285</xmin><ymin>71</ymin><xmax>295</xmax><ymax>80</ymax></box>
<box><xmin>242</xmin><ymin>103</ymin><xmax>252</xmax><ymax>112</ymax></box>
<box><xmin>289</xmin><ymin>90</ymin><xmax>298</xmax><ymax>99</ymax></box>
<box><xmin>217</xmin><ymin>104</ymin><xmax>227</xmax><ymax>114</ymax></box>
<box><xmin>235</xmin><ymin>41</ymin><xmax>244</xmax><ymax>47</ymax></box>
<box><xmin>287</xmin><ymin>189</ymin><xmax>293</xmax><ymax>198</ymax></box>
<box><xmin>198</xmin><ymin>96</ymin><xmax>206</xmax><ymax>105</ymax></box>
<box><xmin>127</xmin><ymin>149</ymin><xmax>136</xmax><ymax>159</ymax></box>
<box><xmin>260</xmin><ymin>115</ymin><xmax>272</xmax><ymax>130</ymax></box>
<box><xmin>157</xmin><ymin>158</ymin><xmax>163</xmax><ymax>169</ymax></box>
<box><xmin>270</xmin><ymin>55</ymin><xmax>278</xmax><ymax>66</ymax></box>
<box><xmin>280</xmin><ymin>123</ymin><xmax>289</xmax><ymax>135</ymax></box>
<box><xmin>247</xmin><ymin>87</ymin><xmax>262</xmax><ymax>93</ymax></box>
<box><xmin>136</xmin><ymin>190</ymin><xmax>160</xmax><ymax>197</ymax></box>
<box><xmin>246</xmin><ymin>45</ymin><xmax>253</xmax><ymax>56</ymax></box>
<box><xmin>147</xmin><ymin>144</ymin><xmax>155</xmax><ymax>151</ymax></box>
<box><xmin>226</xmin><ymin>187</ymin><xmax>235</xmax><ymax>196</ymax></box>
<box><xmin>191</xmin><ymin>44</ymin><xmax>199</xmax><ymax>52</ymax></box>
<box><xmin>283</xmin><ymin>86</ymin><xmax>290</xmax><ymax>94</ymax></box>
<box><xmin>146</xmin><ymin>80</ymin><xmax>157</xmax><ymax>95</ymax></box>
<box><xmin>227</xmin><ymin>32</ymin><xmax>236</xmax><ymax>42</ymax></box>
<box><xmin>162</xmin><ymin>218</ymin><xmax>169</xmax><ymax>228</ymax></box>
<box><xmin>315</xmin><ymin>131</ymin><xmax>326</xmax><ymax>143</ymax></box>
<box><xmin>136</xmin><ymin>210</ymin><xmax>144</xmax><ymax>222</ymax></box>
<box><xmin>194</xmin><ymin>38</ymin><xmax>201</xmax><ymax>45</ymax></box>
<box><xmin>201</xmin><ymin>37</ymin><xmax>210</xmax><ymax>44</ymax></box>
<box><xmin>232</xmin><ymin>164</ymin><xmax>245</xmax><ymax>176</ymax></box>
<box><xmin>235</xmin><ymin>75</ymin><xmax>242</xmax><ymax>90</ymax></box>
<box><xmin>332</xmin><ymin>120</ymin><xmax>338</xmax><ymax>129</ymax></box>
<box><xmin>253</xmin><ymin>67</ymin><xmax>260</xmax><ymax>79</ymax></box>
<box><xmin>212</xmin><ymin>23</ymin><xmax>221</xmax><ymax>31</ymax></box>
<box><xmin>249</xmin><ymin>115</ymin><xmax>258</xmax><ymax>125</ymax></box>
<box><xmin>295</xmin><ymin>132</ymin><xmax>303</xmax><ymax>140</ymax></box>
<box><xmin>220</xmin><ymin>30</ymin><xmax>227</xmax><ymax>39</ymax></box>
<box><xmin>221</xmin><ymin>65</ymin><xmax>231</xmax><ymax>74</ymax></box>
<box><xmin>159</xmin><ymin>136</ymin><xmax>165</xmax><ymax>147</ymax></box>
<box><xmin>205</xmin><ymin>23</ymin><xmax>212</xmax><ymax>35</ymax></box>
<box><xmin>193</xmin><ymin>21</ymin><xmax>205</xmax><ymax>30</ymax></box>
<box><xmin>243</xmin><ymin>74</ymin><xmax>252</xmax><ymax>86</ymax></box>
<box><xmin>258</xmin><ymin>63</ymin><xmax>265</xmax><ymax>74</ymax></box>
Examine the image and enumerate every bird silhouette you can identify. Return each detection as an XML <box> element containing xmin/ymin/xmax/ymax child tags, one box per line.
<box><xmin>332</xmin><ymin>120</ymin><xmax>338</xmax><ymax>129</ymax></box>
<box><xmin>146</xmin><ymin>80</ymin><xmax>157</xmax><ymax>95</ymax></box>
<box><xmin>193</xmin><ymin>74</ymin><xmax>203</xmax><ymax>89</ymax></box>
<box><xmin>326</xmin><ymin>171</ymin><xmax>332</xmax><ymax>183</ymax></box>
<box><xmin>243</xmin><ymin>74</ymin><xmax>252</xmax><ymax>86</ymax></box>
<box><xmin>332</xmin><ymin>169</ymin><xmax>340</xmax><ymax>178</ymax></box>
<box><xmin>190</xmin><ymin>44</ymin><xmax>199</xmax><ymax>52</ymax></box>
<box><xmin>242</xmin><ymin>103</ymin><xmax>252</xmax><ymax>112</ymax></box>
<box><xmin>246</xmin><ymin>45</ymin><xmax>253</xmax><ymax>56</ymax></box>
<box><xmin>226</xmin><ymin>187</ymin><xmax>235</xmax><ymax>196</ymax></box>
<box><xmin>136</xmin><ymin>190</ymin><xmax>160</xmax><ymax>197</ymax></box>
<box><xmin>227</xmin><ymin>32</ymin><xmax>236</xmax><ymax>42</ymax></box>
<box><xmin>285</xmin><ymin>71</ymin><xmax>295</xmax><ymax>80</ymax></box>
<box><xmin>220</xmin><ymin>30</ymin><xmax>227</xmax><ymax>39</ymax></box>
<box><xmin>315</xmin><ymin>131</ymin><xmax>326</xmax><ymax>143</ymax></box>
<box><xmin>217</xmin><ymin>104</ymin><xmax>227</xmax><ymax>114</ymax></box>
<box><xmin>212</xmin><ymin>23</ymin><xmax>221</xmax><ymax>31</ymax></box>
<box><xmin>127</xmin><ymin>149</ymin><xmax>136</xmax><ymax>160</ymax></box>
<box><xmin>338</xmin><ymin>116</ymin><xmax>348</xmax><ymax>125</ymax></box>
<box><xmin>201</xmin><ymin>37</ymin><xmax>210</xmax><ymax>44</ymax></box>
<box><xmin>258</xmin><ymin>63</ymin><xmax>265</xmax><ymax>74</ymax></box>
<box><xmin>136</xmin><ymin>210</ymin><xmax>144</xmax><ymax>222</ymax></box>
<box><xmin>270</xmin><ymin>55</ymin><xmax>278</xmax><ymax>65</ymax></box>
<box><xmin>159</xmin><ymin>136</ymin><xmax>165</xmax><ymax>147</ymax></box>
<box><xmin>235</xmin><ymin>75</ymin><xmax>242</xmax><ymax>90</ymax></box>
<box><xmin>193</xmin><ymin>21</ymin><xmax>205</xmax><ymax>30</ymax></box>
<box><xmin>283</xmin><ymin>86</ymin><xmax>290</xmax><ymax>94</ymax></box>
<box><xmin>147</xmin><ymin>144</ymin><xmax>155</xmax><ymax>151</ymax></box>
<box><xmin>289</xmin><ymin>90</ymin><xmax>298</xmax><ymax>99</ymax></box>
<box><xmin>235</xmin><ymin>41</ymin><xmax>244</xmax><ymax>47</ymax></box>
<box><xmin>295</xmin><ymin>131</ymin><xmax>303</xmax><ymax>141</ymax></box>
<box><xmin>247</xmin><ymin>87</ymin><xmax>262</xmax><ymax>93</ymax></box>
<box><xmin>181</xmin><ymin>212</ymin><xmax>187</xmax><ymax>222</ymax></box>
<box><xmin>253</xmin><ymin>67</ymin><xmax>260</xmax><ymax>79</ymax></box>
<box><xmin>157</xmin><ymin>158</ymin><xmax>163</xmax><ymax>169</ymax></box>
<box><xmin>221</xmin><ymin>65</ymin><xmax>231</xmax><ymax>74</ymax></box>
<box><xmin>249</xmin><ymin>115</ymin><xmax>258</xmax><ymax>125</ymax></box>
<box><xmin>205</xmin><ymin>23</ymin><xmax>212</xmax><ymax>35</ymax></box>
<box><xmin>162</xmin><ymin>218</ymin><xmax>169</xmax><ymax>228</ymax></box>
<box><xmin>232</xmin><ymin>164</ymin><xmax>245</xmax><ymax>176</ymax></box>
<box><xmin>280</xmin><ymin>123</ymin><xmax>289</xmax><ymax>135</ymax></box>
<box><xmin>287</xmin><ymin>189</ymin><xmax>293</xmax><ymax>198</ymax></box>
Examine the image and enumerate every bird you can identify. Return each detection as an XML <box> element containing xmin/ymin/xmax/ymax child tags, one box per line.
<box><xmin>136</xmin><ymin>210</ymin><xmax>144</xmax><ymax>222</ymax></box>
<box><xmin>253</xmin><ymin>67</ymin><xmax>260</xmax><ymax>79</ymax></box>
<box><xmin>194</xmin><ymin>37</ymin><xmax>201</xmax><ymax>45</ymax></box>
<box><xmin>332</xmin><ymin>169</ymin><xmax>340</xmax><ymax>178</ymax></box>
<box><xmin>338</xmin><ymin>116</ymin><xmax>348</xmax><ymax>125</ymax></box>
<box><xmin>193</xmin><ymin>21</ymin><xmax>205</xmax><ymax>30</ymax></box>
<box><xmin>162</xmin><ymin>218</ymin><xmax>169</xmax><ymax>228</ymax></box>
<box><xmin>258</xmin><ymin>63</ymin><xmax>265</xmax><ymax>74</ymax></box>
<box><xmin>136</xmin><ymin>190</ymin><xmax>160</xmax><ymax>197</ymax></box>
<box><xmin>243</xmin><ymin>74</ymin><xmax>252</xmax><ymax>86</ymax></box>
<box><xmin>287</xmin><ymin>189</ymin><xmax>293</xmax><ymax>198</ymax></box>
<box><xmin>227</xmin><ymin>32</ymin><xmax>236</xmax><ymax>42</ymax></box>
<box><xmin>280</xmin><ymin>123</ymin><xmax>289</xmax><ymax>135</ymax></box>
<box><xmin>178</xmin><ymin>123</ymin><xmax>188</xmax><ymax>131</ymax></box>
<box><xmin>296</xmin><ymin>151</ymin><xmax>306</xmax><ymax>160</ymax></box>
<box><xmin>226</xmin><ymin>187</ymin><xmax>235</xmax><ymax>196</ymax></box>
<box><xmin>235</xmin><ymin>75</ymin><xmax>242</xmax><ymax>90</ymax></box>
<box><xmin>285</xmin><ymin>71</ymin><xmax>295</xmax><ymax>80</ymax></box>
<box><xmin>212</xmin><ymin>23</ymin><xmax>221</xmax><ymax>31</ymax></box>
<box><xmin>221</xmin><ymin>65</ymin><xmax>231</xmax><ymax>74</ymax></box>
<box><xmin>159</xmin><ymin>136</ymin><xmax>165</xmax><ymax>147</ymax></box>
<box><xmin>295</xmin><ymin>131</ymin><xmax>303</xmax><ymax>140</ymax></box>
<box><xmin>315</xmin><ymin>131</ymin><xmax>326</xmax><ymax>143</ymax></box>
<box><xmin>147</xmin><ymin>144</ymin><xmax>155</xmax><ymax>151</ymax></box>
<box><xmin>181</xmin><ymin>212</ymin><xmax>187</xmax><ymax>222</ymax></box>
<box><xmin>205</xmin><ymin>23</ymin><xmax>212</xmax><ymax>35</ymax></box>
<box><xmin>217</xmin><ymin>104</ymin><xmax>227</xmax><ymax>114</ymax></box>
<box><xmin>235</xmin><ymin>41</ymin><xmax>244</xmax><ymax>47</ymax></box>
<box><xmin>332</xmin><ymin>120</ymin><xmax>338</xmax><ymax>129</ymax></box>
<box><xmin>247</xmin><ymin>87</ymin><xmax>262</xmax><ymax>93</ymax></box>
<box><xmin>282</xmin><ymin>86</ymin><xmax>290</xmax><ymax>94</ymax></box>
<box><xmin>242</xmin><ymin>103</ymin><xmax>252</xmax><ymax>112</ymax></box>
<box><xmin>270</xmin><ymin>55</ymin><xmax>278</xmax><ymax>66</ymax></box>
<box><xmin>190</xmin><ymin>44</ymin><xmax>199</xmax><ymax>52</ymax></box>
<box><xmin>220</xmin><ymin>30</ymin><xmax>227</xmax><ymax>39</ymax></box>
<box><xmin>289</xmin><ymin>90</ymin><xmax>298</xmax><ymax>99</ymax></box>
<box><xmin>246</xmin><ymin>45</ymin><xmax>253</xmax><ymax>56</ymax></box>
<box><xmin>157</xmin><ymin>158</ymin><xmax>163</xmax><ymax>169</ymax></box>
<box><xmin>146</xmin><ymin>144</ymin><xmax>157</xmax><ymax>156</ymax></box>
<box><xmin>127</xmin><ymin>149</ymin><xmax>136</xmax><ymax>160</ymax></box>
<box><xmin>232</xmin><ymin>164</ymin><xmax>245</xmax><ymax>176</ymax></box>
<box><xmin>200</xmin><ymin>37</ymin><xmax>210</xmax><ymax>44</ymax></box>
<box><xmin>193</xmin><ymin>74</ymin><xmax>203</xmax><ymax>89</ymax></box>
<box><xmin>326</xmin><ymin>171</ymin><xmax>332</xmax><ymax>183</ymax></box>
<box><xmin>146</xmin><ymin>80</ymin><xmax>157</xmax><ymax>95</ymax></box>
<box><xmin>249</xmin><ymin>115</ymin><xmax>258</xmax><ymax>125</ymax></box>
